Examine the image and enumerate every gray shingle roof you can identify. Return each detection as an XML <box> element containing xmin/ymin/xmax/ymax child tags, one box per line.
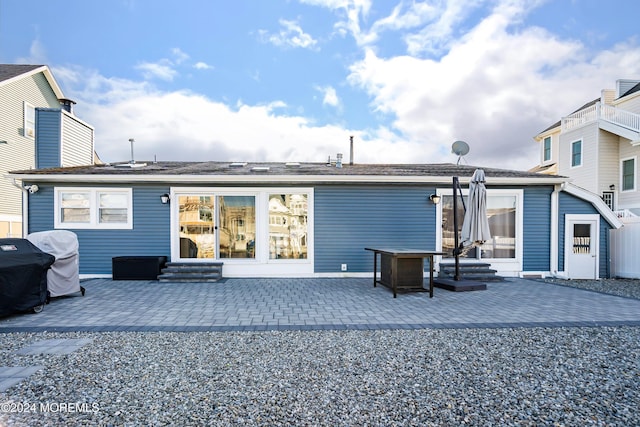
<box><xmin>620</xmin><ymin>81</ymin><xmax>640</xmax><ymax>98</ymax></box>
<box><xmin>9</xmin><ymin>161</ymin><xmax>564</xmax><ymax>182</ymax></box>
<box><xmin>0</xmin><ymin>64</ymin><xmax>44</xmax><ymax>82</ymax></box>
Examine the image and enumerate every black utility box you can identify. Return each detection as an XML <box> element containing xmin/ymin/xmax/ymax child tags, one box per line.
<box><xmin>112</xmin><ymin>256</ymin><xmax>167</xmax><ymax>280</ymax></box>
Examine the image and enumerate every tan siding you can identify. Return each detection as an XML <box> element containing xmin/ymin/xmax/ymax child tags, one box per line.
<box><xmin>597</xmin><ymin>131</ymin><xmax>620</xmax><ymax>194</ymax></box>
<box><xmin>615</xmin><ymin>92</ymin><xmax>640</xmax><ymax>115</ymax></box>
<box><xmin>617</xmin><ymin>141</ymin><xmax>640</xmax><ymax>210</ymax></box>
<box><xmin>0</xmin><ymin>72</ymin><xmax>60</xmax><ymax>216</ymax></box>
<box><xmin>558</xmin><ymin>125</ymin><xmax>598</xmax><ymax>193</ymax></box>
<box><xmin>61</xmin><ymin>113</ymin><xmax>94</xmax><ymax>166</ymax></box>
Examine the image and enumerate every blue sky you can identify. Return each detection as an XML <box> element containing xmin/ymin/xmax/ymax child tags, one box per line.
<box><xmin>1</xmin><ymin>0</ymin><xmax>639</xmax><ymax>170</ymax></box>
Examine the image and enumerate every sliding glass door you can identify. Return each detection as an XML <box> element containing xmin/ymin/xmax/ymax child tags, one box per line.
<box><xmin>177</xmin><ymin>194</ymin><xmax>256</xmax><ymax>260</ymax></box>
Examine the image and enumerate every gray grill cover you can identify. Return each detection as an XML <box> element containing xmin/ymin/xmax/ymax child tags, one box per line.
<box><xmin>28</xmin><ymin>230</ymin><xmax>81</xmax><ymax>297</ymax></box>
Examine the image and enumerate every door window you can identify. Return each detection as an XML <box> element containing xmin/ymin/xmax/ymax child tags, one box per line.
<box><xmin>572</xmin><ymin>224</ymin><xmax>591</xmax><ymax>254</ymax></box>
<box><xmin>178</xmin><ymin>196</ymin><xmax>215</xmax><ymax>259</ymax></box>
<box><xmin>218</xmin><ymin>196</ymin><xmax>256</xmax><ymax>259</ymax></box>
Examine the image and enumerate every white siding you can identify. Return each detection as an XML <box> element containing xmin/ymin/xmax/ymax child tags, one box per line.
<box><xmin>0</xmin><ymin>73</ymin><xmax>60</xmax><ymax>217</ymax></box>
<box><xmin>61</xmin><ymin>112</ymin><xmax>94</xmax><ymax>166</ymax></box>
<box><xmin>558</xmin><ymin>125</ymin><xmax>599</xmax><ymax>193</ymax></box>
<box><xmin>610</xmin><ymin>217</ymin><xmax>640</xmax><ymax>278</ymax></box>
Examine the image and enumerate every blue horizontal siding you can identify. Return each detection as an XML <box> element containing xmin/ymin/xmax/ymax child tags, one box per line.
<box><xmin>558</xmin><ymin>192</ymin><xmax>611</xmax><ymax>278</ymax></box>
<box><xmin>314</xmin><ymin>185</ymin><xmax>437</xmax><ymax>273</ymax></box>
<box><xmin>522</xmin><ymin>186</ymin><xmax>553</xmax><ymax>272</ymax></box>
<box><xmin>35</xmin><ymin>109</ymin><xmax>61</xmax><ymax>168</ymax></box>
<box><xmin>28</xmin><ymin>185</ymin><xmax>171</xmax><ymax>275</ymax></box>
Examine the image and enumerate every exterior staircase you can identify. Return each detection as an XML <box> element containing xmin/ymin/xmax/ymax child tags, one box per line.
<box><xmin>158</xmin><ymin>262</ymin><xmax>224</xmax><ymax>283</ymax></box>
<box><xmin>437</xmin><ymin>262</ymin><xmax>504</xmax><ymax>282</ymax></box>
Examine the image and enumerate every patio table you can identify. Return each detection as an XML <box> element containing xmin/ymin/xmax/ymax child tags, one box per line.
<box><xmin>365</xmin><ymin>248</ymin><xmax>446</xmax><ymax>298</ymax></box>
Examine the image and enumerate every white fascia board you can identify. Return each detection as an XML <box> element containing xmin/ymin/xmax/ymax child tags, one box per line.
<box><xmin>6</xmin><ymin>173</ymin><xmax>568</xmax><ymax>186</ymax></box>
<box><xmin>0</xmin><ymin>65</ymin><xmax>64</xmax><ymax>99</ymax></box>
<box><xmin>561</xmin><ymin>182</ymin><xmax>624</xmax><ymax>229</ymax></box>
<box><xmin>534</xmin><ymin>125</ymin><xmax>560</xmax><ymax>142</ymax></box>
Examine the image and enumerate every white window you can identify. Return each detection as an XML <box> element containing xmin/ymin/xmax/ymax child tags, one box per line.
<box><xmin>601</xmin><ymin>191</ymin><xmax>614</xmax><ymax>210</ymax></box>
<box><xmin>55</xmin><ymin>188</ymin><xmax>133</xmax><ymax>229</ymax></box>
<box><xmin>621</xmin><ymin>157</ymin><xmax>636</xmax><ymax>192</ymax></box>
<box><xmin>571</xmin><ymin>140</ymin><xmax>582</xmax><ymax>167</ymax></box>
<box><xmin>543</xmin><ymin>136</ymin><xmax>551</xmax><ymax>162</ymax></box>
<box><xmin>24</xmin><ymin>102</ymin><xmax>35</xmax><ymax>138</ymax></box>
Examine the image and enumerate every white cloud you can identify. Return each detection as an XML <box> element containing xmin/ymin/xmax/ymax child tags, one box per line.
<box><xmin>194</xmin><ymin>61</ymin><xmax>214</xmax><ymax>70</ymax></box>
<box><xmin>135</xmin><ymin>60</ymin><xmax>178</xmax><ymax>81</ymax></box>
<box><xmin>315</xmin><ymin>85</ymin><xmax>341</xmax><ymax>108</ymax></box>
<box><xmin>58</xmin><ymin>66</ymin><xmax>422</xmax><ymax>164</ymax></box>
<box><xmin>259</xmin><ymin>19</ymin><xmax>318</xmax><ymax>49</ymax></box>
<box><xmin>51</xmin><ymin>0</ymin><xmax>640</xmax><ymax>173</ymax></box>
<box><xmin>345</xmin><ymin>0</ymin><xmax>640</xmax><ymax>169</ymax></box>
<box><xmin>15</xmin><ymin>39</ymin><xmax>48</xmax><ymax>64</ymax></box>
<box><xmin>171</xmin><ymin>47</ymin><xmax>190</xmax><ymax>64</ymax></box>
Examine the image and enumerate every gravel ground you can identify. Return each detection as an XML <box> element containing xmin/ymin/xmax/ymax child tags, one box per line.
<box><xmin>540</xmin><ymin>278</ymin><xmax>640</xmax><ymax>301</ymax></box>
<box><xmin>1</xmin><ymin>279</ymin><xmax>639</xmax><ymax>427</ymax></box>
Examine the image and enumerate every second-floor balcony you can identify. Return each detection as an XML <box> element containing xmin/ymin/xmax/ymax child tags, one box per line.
<box><xmin>562</xmin><ymin>102</ymin><xmax>640</xmax><ymax>142</ymax></box>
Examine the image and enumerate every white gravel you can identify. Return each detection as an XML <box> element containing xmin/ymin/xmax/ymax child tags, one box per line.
<box><xmin>1</xmin><ymin>279</ymin><xmax>639</xmax><ymax>426</ymax></box>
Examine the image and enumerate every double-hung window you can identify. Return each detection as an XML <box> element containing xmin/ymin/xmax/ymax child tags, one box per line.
<box><xmin>621</xmin><ymin>157</ymin><xmax>636</xmax><ymax>192</ymax></box>
<box><xmin>24</xmin><ymin>102</ymin><xmax>35</xmax><ymax>138</ymax></box>
<box><xmin>55</xmin><ymin>188</ymin><xmax>133</xmax><ymax>229</ymax></box>
<box><xmin>571</xmin><ymin>140</ymin><xmax>582</xmax><ymax>167</ymax></box>
<box><xmin>543</xmin><ymin>136</ymin><xmax>551</xmax><ymax>162</ymax></box>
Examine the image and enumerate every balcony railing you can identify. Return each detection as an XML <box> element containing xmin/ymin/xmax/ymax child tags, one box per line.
<box><xmin>562</xmin><ymin>102</ymin><xmax>640</xmax><ymax>133</ymax></box>
<box><xmin>614</xmin><ymin>209</ymin><xmax>638</xmax><ymax>218</ymax></box>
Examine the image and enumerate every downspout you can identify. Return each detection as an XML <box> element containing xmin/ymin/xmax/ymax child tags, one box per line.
<box><xmin>549</xmin><ymin>183</ymin><xmax>562</xmax><ymax>278</ymax></box>
<box><xmin>12</xmin><ymin>179</ymin><xmax>28</xmax><ymax>238</ymax></box>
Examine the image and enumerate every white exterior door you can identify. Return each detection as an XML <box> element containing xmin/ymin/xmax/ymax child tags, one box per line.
<box><xmin>565</xmin><ymin>214</ymin><xmax>599</xmax><ymax>279</ymax></box>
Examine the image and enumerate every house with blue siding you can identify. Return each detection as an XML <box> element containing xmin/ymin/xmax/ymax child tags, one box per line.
<box><xmin>0</xmin><ymin>64</ymin><xmax>94</xmax><ymax>238</ymax></box>
<box><xmin>8</xmin><ymin>158</ymin><xmax>622</xmax><ymax>280</ymax></box>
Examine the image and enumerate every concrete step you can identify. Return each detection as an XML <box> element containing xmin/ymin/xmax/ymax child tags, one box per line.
<box><xmin>438</xmin><ymin>262</ymin><xmax>504</xmax><ymax>282</ymax></box>
<box><xmin>158</xmin><ymin>262</ymin><xmax>223</xmax><ymax>282</ymax></box>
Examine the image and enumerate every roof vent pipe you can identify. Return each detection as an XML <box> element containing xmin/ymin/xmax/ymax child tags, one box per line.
<box><xmin>349</xmin><ymin>135</ymin><xmax>354</xmax><ymax>165</ymax></box>
<box><xmin>129</xmin><ymin>138</ymin><xmax>135</xmax><ymax>164</ymax></box>
<box><xmin>336</xmin><ymin>153</ymin><xmax>343</xmax><ymax>168</ymax></box>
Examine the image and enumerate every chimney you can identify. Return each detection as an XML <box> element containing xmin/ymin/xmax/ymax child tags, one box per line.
<box><xmin>349</xmin><ymin>135</ymin><xmax>354</xmax><ymax>165</ymax></box>
<box><xmin>336</xmin><ymin>153</ymin><xmax>343</xmax><ymax>168</ymax></box>
<box><xmin>59</xmin><ymin>98</ymin><xmax>76</xmax><ymax>114</ymax></box>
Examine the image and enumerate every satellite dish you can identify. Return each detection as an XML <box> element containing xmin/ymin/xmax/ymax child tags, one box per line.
<box><xmin>451</xmin><ymin>140</ymin><xmax>470</xmax><ymax>164</ymax></box>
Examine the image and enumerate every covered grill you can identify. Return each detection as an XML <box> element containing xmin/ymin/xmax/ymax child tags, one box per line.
<box><xmin>0</xmin><ymin>238</ymin><xmax>55</xmax><ymax>317</ymax></box>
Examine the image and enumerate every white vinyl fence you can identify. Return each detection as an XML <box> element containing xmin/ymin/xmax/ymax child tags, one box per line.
<box><xmin>610</xmin><ymin>217</ymin><xmax>640</xmax><ymax>279</ymax></box>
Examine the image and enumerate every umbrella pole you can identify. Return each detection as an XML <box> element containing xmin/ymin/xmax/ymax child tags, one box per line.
<box><xmin>453</xmin><ymin>176</ymin><xmax>460</xmax><ymax>281</ymax></box>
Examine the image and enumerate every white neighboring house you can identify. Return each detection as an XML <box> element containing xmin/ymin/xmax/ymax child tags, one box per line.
<box><xmin>532</xmin><ymin>79</ymin><xmax>640</xmax><ymax>278</ymax></box>
<box><xmin>0</xmin><ymin>64</ymin><xmax>95</xmax><ymax>238</ymax></box>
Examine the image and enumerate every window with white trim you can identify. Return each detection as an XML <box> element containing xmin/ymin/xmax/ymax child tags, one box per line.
<box><xmin>601</xmin><ymin>191</ymin><xmax>614</xmax><ymax>210</ymax></box>
<box><xmin>24</xmin><ymin>102</ymin><xmax>35</xmax><ymax>138</ymax></box>
<box><xmin>621</xmin><ymin>157</ymin><xmax>636</xmax><ymax>192</ymax></box>
<box><xmin>441</xmin><ymin>189</ymin><xmax>522</xmax><ymax>260</ymax></box>
<box><xmin>55</xmin><ymin>188</ymin><xmax>133</xmax><ymax>229</ymax></box>
<box><xmin>571</xmin><ymin>140</ymin><xmax>582</xmax><ymax>167</ymax></box>
<box><xmin>543</xmin><ymin>136</ymin><xmax>551</xmax><ymax>162</ymax></box>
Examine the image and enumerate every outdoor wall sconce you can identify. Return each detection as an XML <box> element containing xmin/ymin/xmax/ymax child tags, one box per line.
<box><xmin>429</xmin><ymin>194</ymin><xmax>441</xmax><ymax>205</ymax></box>
<box><xmin>160</xmin><ymin>193</ymin><xmax>170</xmax><ymax>204</ymax></box>
<box><xmin>609</xmin><ymin>184</ymin><xmax>615</xmax><ymax>191</ymax></box>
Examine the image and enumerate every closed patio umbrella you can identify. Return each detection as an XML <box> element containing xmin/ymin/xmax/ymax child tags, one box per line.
<box><xmin>461</xmin><ymin>169</ymin><xmax>491</xmax><ymax>246</ymax></box>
